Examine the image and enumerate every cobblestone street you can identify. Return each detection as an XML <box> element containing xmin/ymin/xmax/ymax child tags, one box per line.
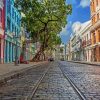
<box><xmin>0</xmin><ymin>61</ymin><xmax>100</xmax><ymax>100</ymax></box>
<box><xmin>60</xmin><ymin>61</ymin><xmax>100</xmax><ymax>100</ymax></box>
<box><xmin>0</xmin><ymin>62</ymin><xmax>81</xmax><ymax>100</ymax></box>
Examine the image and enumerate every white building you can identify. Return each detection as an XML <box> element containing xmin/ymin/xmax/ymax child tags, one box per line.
<box><xmin>69</xmin><ymin>20</ymin><xmax>92</xmax><ymax>61</ymax></box>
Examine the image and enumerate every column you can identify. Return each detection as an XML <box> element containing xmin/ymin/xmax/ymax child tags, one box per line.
<box><xmin>10</xmin><ymin>43</ymin><xmax>13</xmax><ymax>62</ymax></box>
<box><xmin>96</xmin><ymin>46</ymin><xmax>100</xmax><ymax>62</ymax></box>
<box><xmin>4</xmin><ymin>40</ymin><xmax>6</xmax><ymax>63</ymax></box>
<box><xmin>96</xmin><ymin>29</ymin><xmax>99</xmax><ymax>43</ymax></box>
<box><xmin>7</xmin><ymin>41</ymin><xmax>9</xmax><ymax>63</ymax></box>
<box><xmin>91</xmin><ymin>32</ymin><xmax>94</xmax><ymax>45</ymax></box>
<box><xmin>0</xmin><ymin>39</ymin><xmax>1</xmax><ymax>63</ymax></box>
<box><xmin>13</xmin><ymin>45</ymin><xmax>15</xmax><ymax>61</ymax></box>
<box><xmin>12</xmin><ymin>44</ymin><xmax>13</xmax><ymax>62</ymax></box>
<box><xmin>1</xmin><ymin>39</ymin><xmax>4</xmax><ymax>63</ymax></box>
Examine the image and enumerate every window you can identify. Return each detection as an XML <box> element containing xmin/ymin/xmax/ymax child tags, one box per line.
<box><xmin>97</xmin><ymin>13</ymin><xmax>99</xmax><ymax>20</ymax></box>
<box><xmin>99</xmin><ymin>30</ymin><xmax>100</xmax><ymax>42</ymax></box>
<box><xmin>0</xmin><ymin>9</ymin><xmax>2</xmax><ymax>23</ymax></box>
<box><xmin>12</xmin><ymin>8</ymin><xmax>14</xmax><ymax>19</ymax></box>
<box><xmin>15</xmin><ymin>12</ymin><xmax>16</xmax><ymax>22</ymax></box>
<box><xmin>96</xmin><ymin>0</ymin><xmax>98</xmax><ymax>6</ymax></box>
<box><xmin>93</xmin><ymin>33</ymin><xmax>96</xmax><ymax>44</ymax></box>
<box><xmin>92</xmin><ymin>1</ymin><xmax>95</xmax><ymax>12</ymax></box>
<box><xmin>87</xmin><ymin>34</ymin><xmax>88</xmax><ymax>41</ymax></box>
<box><xmin>12</xmin><ymin>23</ymin><xmax>14</xmax><ymax>32</ymax></box>
<box><xmin>7</xmin><ymin>18</ymin><xmax>10</xmax><ymax>30</ymax></box>
<box><xmin>7</xmin><ymin>0</ymin><xmax>10</xmax><ymax>13</ymax></box>
<box><xmin>15</xmin><ymin>26</ymin><xmax>16</xmax><ymax>36</ymax></box>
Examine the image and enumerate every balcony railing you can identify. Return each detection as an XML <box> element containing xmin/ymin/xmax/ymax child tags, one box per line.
<box><xmin>82</xmin><ymin>40</ymin><xmax>86</xmax><ymax>47</ymax></box>
<box><xmin>87</xmin><ymin>39</ymin><xmax>91</xmax><ymax>46</ymax></box>
<box><xmin>82</xmin><ymin>39</ymin><xmax>91</xmax><ymax>47</ymax></box>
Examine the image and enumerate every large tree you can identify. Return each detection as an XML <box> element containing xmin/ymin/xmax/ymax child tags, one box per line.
<box><xmin>15</xmin><ymin>0</ymin><xmax>72</xmax><ymax>61</ymax></box>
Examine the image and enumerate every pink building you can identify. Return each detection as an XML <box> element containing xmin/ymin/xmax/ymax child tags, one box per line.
<box><xmin>0</xmin><ymin>0</ymin><xmax>5</xmax><ymax>63</ymax></box>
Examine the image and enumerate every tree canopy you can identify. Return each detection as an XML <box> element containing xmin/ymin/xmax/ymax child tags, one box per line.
<box><xmin>15</xmin><ymin>0</ymin><xmax>72</xmax><ymax>61</ymax></box>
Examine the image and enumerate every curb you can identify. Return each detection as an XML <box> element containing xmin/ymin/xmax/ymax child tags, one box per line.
<box><xmin>67</xmin><ymin>61</ymin><xmax>100</xmax><ymax>66</ymax></box>
<box><xmin>0</xmin><ymin>62</ymin><xmax>48</xmax><ymax>86</ymax></box>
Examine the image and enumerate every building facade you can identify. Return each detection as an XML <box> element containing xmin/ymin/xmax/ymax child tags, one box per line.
<box><xmin>90</xmin><ymin>0</ymin><xmax>100</xmax><ymax>62</ymax></box>
<box><xmin>4</xmin><ymin>0</ymin><xmax>21</xmax><ymax>63</ymax></box>
<box><xmin>82</xmin><ymin>21</ymin><xmax>92</xmax><ymax>62</ymax></box>
<box><xmin>67</xmin><ymin>21</ymin><xmax>92</xmax><ymax>62</ymax></box>
<box><xmin>0</xmin><ymin>0</ymin><xmax>5</xmax><ymax>63</ymax></box>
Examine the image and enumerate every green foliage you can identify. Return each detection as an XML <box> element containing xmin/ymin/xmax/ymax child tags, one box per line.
<box><xmin>15</xmin><ymin>0</ymin><xmax>72</xmax><ymax>51</ymax></box>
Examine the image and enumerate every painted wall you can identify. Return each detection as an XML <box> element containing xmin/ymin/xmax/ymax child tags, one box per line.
<box><xmin>4</xmin><ymin>0</ymin><xmax>21</xmax><ymax>63</ymax></box>
<box><xmin>0</xmin><ymin>0</ymin><xmax>5</xmax><ymax>63</ymax></box>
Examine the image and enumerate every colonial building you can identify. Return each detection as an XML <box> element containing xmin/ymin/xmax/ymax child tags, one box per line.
<box><xmin>0</xmin><ymin>0</ymin><xmax>5</xmax><ymax>63</ymax></box>
<box><xmin>82</xmin><ymin>21</ymin><xmax>92</xmax><ymax>62</ymax></box>
<box><xmin>4</xmin><ymin>0</ymin><xmax>21</xmax><ymax>63</ymax></box>
<box><xmin>68</xmin><ymin>21</ymin><xmax>92</xmax><ymax>61</ymax></box>
<box><xmin>90</xmin><ymin>0</ymin><xmax>100</xmax><ymax>61</ymax></box>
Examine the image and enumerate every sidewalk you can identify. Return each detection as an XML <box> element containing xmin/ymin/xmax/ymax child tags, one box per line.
<box><xmin>67</xmin><ymin>61</ymin><xmax>100</xmax><ymax>66</ymax></box>
<box><xmin>0</xmin><ymin>61</ymin><xmax>48</xmax><ymax>85</ymax></box>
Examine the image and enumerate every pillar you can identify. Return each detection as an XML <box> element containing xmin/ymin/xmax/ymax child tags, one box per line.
<box><xmin>13</xmin><ymin>45</ymin><xmax>15</xmax><ymax>61</ymax></box>
<box><xmin>10</xmin><ymin>43</ymin><xmax>13</xmax><ymax>62</ymax></box>
<box><xmin>12</xmin><ymin>44</ymin><xmax>13</xmax><ymax>62</ymax></box>
<box><xmin>7</xmin><ymin>41</ymin><xmax>9</xmax><ymax>63</ymax></box>
<box><xmin>96</xmin><ymin>29</ymin><xmax>99</xmax><ymax>43</ymax></box>
<box><xmin>96</xmin><ymin>46</ymin><xmax>100</xmax><ymax>62</ymax></box>
<box><xmin>1</xmin><ymin>39</ymin><xmax>4</xmax><ymax>63</ymax></box>
<box><xmin>4</xmin><ymin>40</ymin><xmax>6</xmax><ymax>63</ymax></box>
<box><xmin>91</xmin><ymin>32</ymin><xmax>94</xmax><ymax>45</ymax></box>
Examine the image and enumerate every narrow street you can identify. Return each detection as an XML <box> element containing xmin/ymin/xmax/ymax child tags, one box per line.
<box><xmin>1</xmin><ymin>62</ymin><xmax>100</xmax><ymax>100</ymax></box>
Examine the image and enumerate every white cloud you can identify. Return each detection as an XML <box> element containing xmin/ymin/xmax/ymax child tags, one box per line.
<box><xmin>60</xmin><ymin>25</ymin><xmax>68</xmax><ymax>36</ymax></box>
<box><xmin>72</xmin><ymin>22</ymin><xmax>81</xmax><ymax>33</ymax></box>
<box><xmin>80</xmin><ymin>0</ymin><xmax>90</xmax><ymax>8</ymax></box>
<box><xmin>60</xmin><ymin>21</ymin><xmax>72</xmax><ymax>36</ymax></box>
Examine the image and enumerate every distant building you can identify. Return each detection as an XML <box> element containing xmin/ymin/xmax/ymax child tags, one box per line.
<box><xmin>90</xmin><ymin>0</ymin><xmax>100</xmax><ymax>62</ymax></box>
<box><xmin>66</xmin><ymin>41</ymin><xmax>71</xmax><ymax>61</ymax></box>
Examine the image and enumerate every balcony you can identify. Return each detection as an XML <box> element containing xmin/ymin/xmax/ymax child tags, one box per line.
<box><xmin>86</xmin><ymin>39</ymin><xmax>91</xmax><ymax>46</ymax></box>
<box><xmin>82</xmin><ymin>40</ymin><xmax>86</xmax><ymax>47</ymax></box>
<box><xmin>82</xmin><ymin>39</ymin><xmax>92</xmax><ymax>48</ymax></box>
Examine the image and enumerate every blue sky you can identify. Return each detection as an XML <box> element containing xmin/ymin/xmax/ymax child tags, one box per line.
<box><xmin>60</xmin><ymin>0</ymin><xmax>90</xmax><ymax>44</ymax></box>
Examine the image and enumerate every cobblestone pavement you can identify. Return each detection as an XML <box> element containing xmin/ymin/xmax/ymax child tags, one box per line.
<box><xmin>0</xmin><ymin>62</ymin><xmax>81</xmax><ymax>100</ymax></box>
<box><xmin>0</xmin><ymin>63</ymin><xmax>49</xmax><ymax>100</ymax></box>
<box><xmin>59</xmin><ymin>61</ymin><xmax>100</xmax><ymax>100</ymax></box>
<box><xmin>32</xmin><ymin>62</ymin><xmax>80</xmax><ymax>100</ymax></box>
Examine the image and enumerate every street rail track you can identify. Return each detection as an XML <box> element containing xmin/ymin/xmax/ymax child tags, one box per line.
<box><xmin>0</xmin><ymin>62</ymin><xmax>88</xmax><ymax>100</ymax></box>
<box><xmin>25</xmin><ymin>64</ymin><xmax>51</xmax><ymax>100</ymax></box>
<box><xmin>58</xmin><ymin>62</ymin><xmax>87</xmax><ymax>100</ymax></box>
<box><xmin>25</xmin><ymin>62</ymin><xmax>87</xmax><ymax>100</ymax></box>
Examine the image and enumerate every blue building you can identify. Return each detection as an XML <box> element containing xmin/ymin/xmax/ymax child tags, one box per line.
<box><xmin>4</xmin><ymin>0</ymin><xmax>21</xmax><ymax>63</ymax></box>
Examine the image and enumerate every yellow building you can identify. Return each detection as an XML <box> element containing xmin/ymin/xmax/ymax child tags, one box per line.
<box><xmin>90</xmin><ymin>0</ymin><xmax>100</xmax><ymax>61</ymax></box>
